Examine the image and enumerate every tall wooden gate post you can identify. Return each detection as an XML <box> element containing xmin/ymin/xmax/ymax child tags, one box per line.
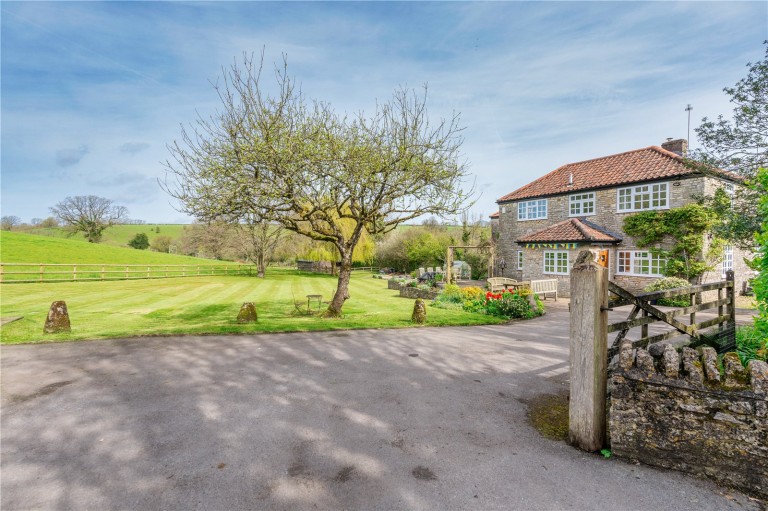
<box><xmin>569</xmin><ymin>250</ymin><xmax>608</xmax><ymax>451</ymax></box>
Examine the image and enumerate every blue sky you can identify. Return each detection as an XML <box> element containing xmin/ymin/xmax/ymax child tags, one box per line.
<box><xmin>2</xmin><ymin>1</ymin><xmax>766</xmax><ymax>224</ymax></box>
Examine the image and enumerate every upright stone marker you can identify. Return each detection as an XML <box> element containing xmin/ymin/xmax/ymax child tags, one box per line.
<box><xmin>44</xmin><ymin>301</ymin><xmax>71</xmax><ymax>333</ymax></box>
<box><xmin>568</xmin><ymin>250</ymin><xmax>607</xmax><ymax>451</ymax></box>
<box><xmin>411</xmin><ymin>298</ymin><xmax>426</xmax><ymax>324</ymax></box>
<box><xmin>236</xmin><ymin>302</ymin><xmax>258</xmax><ymax>323</ymax></box>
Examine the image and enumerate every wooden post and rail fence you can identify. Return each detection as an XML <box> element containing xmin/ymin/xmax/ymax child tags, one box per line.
<box><xmin>568</xmin><ymin>249</ymin><xmax>736</xmax><ymax>451</ymax></box>
<box><xmin>0</xmin><ymin>263</ymin><xmax>256</xmax><ymax>283</ymax></box>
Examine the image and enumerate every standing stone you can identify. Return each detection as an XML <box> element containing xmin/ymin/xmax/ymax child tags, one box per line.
<box><xmin>748</xmin><ymin>360</ymin><xmax>768</xmax><ymax>394</ymax></box>
<box><xmin>411</xmin><ymin>299</ymin><xmax>426</xmax><ymax>324</ymax></box>
<box><xmin>662</xmin><ymin>345</ymin><xmax>680</xmax><ymax>378</ymax></box>
<box><xmin>236</xmin><ymin>302</ymin><xmax>258</xmax><ymax>323</ymax></box>
<box><xmin>700</xmin><ymin>347</ymin><xmax>721</xmax><ymax>383</ymax></box>
<box><xmin>618</xmin><ymin>340</ymin><xmax>634</xmax><ymax>370</ymax></box>
<box><xmin>635</xmin><ymin>348</ymin><xmax>655</xmax><ymax>373</ymax></box>
<box><xmin>722</xmin><ymin>352</ymin><xmax>747</xmax><ymax>389</ymax></box>
<box><xmin>682</xmin><ymin>347</ymin><xmax>704</xmax><ymax>384</ymax></box>
<box><xmin>43</xmin><ymin>301</ymin><xmax>71</xmax><ymax>333</ymax></box>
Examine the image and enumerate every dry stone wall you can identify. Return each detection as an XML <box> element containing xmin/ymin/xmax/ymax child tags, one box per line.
<box><xmin>609</xmin><ymin>341</ymin><xmax>768</xmax><ymax>498</ymax></box>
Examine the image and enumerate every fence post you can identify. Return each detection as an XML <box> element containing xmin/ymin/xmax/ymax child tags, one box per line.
<box><xmin>726</xmin><ymin>270</ymin><xmax>736</xmax><ymax>345</ymax></box>
<box><xmin>40</xmin><ymin>264</ymin><xmax>44</xmax><ymax>283</ymax></box>
<box><xmin>569</xmin><ymin>250</ymin><xmax>608</xmax><ymax>451</ymax></box>
<box><xmin>73</xmin><ymin>264</ymin><xmax>77</xmax><ymax>281</ymax></box>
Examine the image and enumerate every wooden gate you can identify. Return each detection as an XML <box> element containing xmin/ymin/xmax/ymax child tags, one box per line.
<box><xmin>567</xmin><ymin>250</ymin><xmax>737</xmax><ymax>451</ymax></box>
<box><xmin>606</xmin><ymin>271</ymin><xmax>735</xmax><ymax>358</ymax></box>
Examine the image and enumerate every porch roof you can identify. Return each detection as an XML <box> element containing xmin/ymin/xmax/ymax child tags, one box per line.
<box><xmin>516</xmin><ymin>218</ymin><xmax>622</xmax><ymax>244</ymax></box>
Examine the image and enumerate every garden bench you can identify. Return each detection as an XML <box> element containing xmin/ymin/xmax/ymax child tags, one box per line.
<box><xmin>530</xmin><ymin>279</ymin><xmax>558</xmax><ymax>300</ymax></box>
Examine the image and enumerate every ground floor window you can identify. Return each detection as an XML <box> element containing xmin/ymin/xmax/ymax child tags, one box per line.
<box><xmin>616</xmin><ymin>250</ymin><xmax>665</xmax><ymax>277</ymax></box>
<box><xmin>517</xmin><ymin>250</ymin><xmax>523</xmax><ymax>270</ymax></box>
<box><xmin>544</xmin><ymin>251</ymin><xmax>569</xmax><ymax>275</ymax></box>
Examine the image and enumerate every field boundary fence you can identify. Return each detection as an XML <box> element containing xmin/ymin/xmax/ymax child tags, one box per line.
<box><xmin>0</xmin><ymin>263</ymin><xmax>255</xmax><ymax>283</ymax></box>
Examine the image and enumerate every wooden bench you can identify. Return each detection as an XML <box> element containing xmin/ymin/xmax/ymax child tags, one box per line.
<box><xmin>486</xmin><ymin>277</ymin><xmax>522</xmax><ymax>292</ymax></box>
<box><xmin>531</xmin><ymin>279</ymin><xmax>558</xmax><ymax>300</ymax></box>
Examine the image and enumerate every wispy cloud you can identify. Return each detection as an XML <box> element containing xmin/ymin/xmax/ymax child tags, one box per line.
<box><xmin>55</xmin><ymin>145</ymin><xmax>89</xmax><ymax>167</ymax></box>
<box><xmin>120</xmin><ymin>142</ymin><xmax>150</xmax><ymax>155</ymax></box>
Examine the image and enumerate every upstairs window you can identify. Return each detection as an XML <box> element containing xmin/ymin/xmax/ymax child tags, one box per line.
<box><xmin>617</xmin><ymin>183</ymin><xmax>668</xmax><ymax>212</ymax></box>
<box><xmin>569</xmin><ymin>192</ymin><xmax>595</xmax><ymax>216</ymax></box>
<box><xmin>518</xmin><ymin>199</ymin><xmax>548</xmax><ymax>221</ymax></box>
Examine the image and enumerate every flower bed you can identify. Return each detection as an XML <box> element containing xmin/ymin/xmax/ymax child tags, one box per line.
<box><xmin>433</xmin><ymin>285</ymin><xmax>544</xmax><ymax>319</ymax></box>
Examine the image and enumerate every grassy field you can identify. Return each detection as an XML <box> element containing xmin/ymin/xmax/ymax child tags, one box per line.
<box><xmin>0</xmin><ymin>231</ymin><xmax>230</xmax><ymax>265</ymax></box>
<box><xmin>0</xmin><ymin>270</ymin><xmax>505</xmax><ymax>344</ymax></box>
<box><xmin>18</xmin><ymin>224</ymin><xmax>188</xmax><ymax>248</ymax></box>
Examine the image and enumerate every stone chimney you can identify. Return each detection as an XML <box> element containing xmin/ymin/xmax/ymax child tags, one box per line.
<box><xmin>661</xmin><ymin>138</ymin><xmax>688</xmax><ymax>157</ymax></box>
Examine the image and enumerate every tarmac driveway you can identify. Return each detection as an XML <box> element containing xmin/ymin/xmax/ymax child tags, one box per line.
<box><xmin>1</xmin><ymin>304</ymin><xmax>761</xmax><ymax>511</ymax></box>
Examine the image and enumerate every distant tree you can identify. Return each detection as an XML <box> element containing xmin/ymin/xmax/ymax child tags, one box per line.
<box><xmin>179</xmin><ymin>222</ymin><xmax>232</xmax><ymax>259</ymax></box>
<box><xmin>1</xmin><ymin>216</ymin><xmax>21</xmax><ymax>231</ymax></box>
<box><xmin>50</xmin><ymin>195</ymin><xmax>127</xmax><ymax>243</ymax></box>
<box><xmin>39</xmin><ymin>217</ymin><xmax>59</xmax><ymax>228</ymax></box>
<box><xmin>128</xmin><ymin>233</ymin><xmax>150</xmax><ymax>250</ymax></box>
<box><xmin>691</xmin><ymin>42</ymin><xmax>768</xmax><ymax>249</ymax></box>
<box><xmin>230</xmin><ymin>215</ymin><xmax>284</xmax><ymax>278</ymax></box>
<box><xmin>163</xmin><ymin>53</ymin><xmax>473</xmax><ymax>316</ymax></box>
<box><xmin>155</xmin><ymin>226</ymin><xmax>161</xmax><ymax>233</ymax></box>
<box><xmin>30</xmin><ymin>218</ymin><xmax>43</xmax><ymax>226</ymax></box>
<box><xmin>151</xmin><ymin>235</ymin><xmax>173</xmax><ymax>253</ymax></box>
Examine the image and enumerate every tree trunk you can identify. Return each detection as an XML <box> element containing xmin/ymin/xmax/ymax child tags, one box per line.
<box><xmin>256</xmin><ymin>252</ymin><xmax>266</xmax><ymax>278</ymax></box>
<box><xmin>325</xmin><ymin>252</ymin><xmax>352</xmax><ymax>317</ymax></box>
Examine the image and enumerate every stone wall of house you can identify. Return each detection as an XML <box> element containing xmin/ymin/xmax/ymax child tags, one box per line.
<box><xmin>610</xmin><ymin>341</ymin><xmax>768</xmax><ymax>499</ymax></box>
<box><xmin>494</xmin><ymin>174</ymin><xmax>762</xmax><ymax>297</ymax></box>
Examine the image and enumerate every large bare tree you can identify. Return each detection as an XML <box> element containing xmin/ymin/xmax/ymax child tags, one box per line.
<box><xmin>163</xmin><ymin>53</ymin><xmax>473</xmax><ymax>316</ymax></box>
<box><xmin>50</xmin><ymin>195</ymin><xmax>127</xmax><ymax>242</ymax></box>
<box><xmin>231</xmin><ymin>214</ymin><xmax>284</xmax><ymax>278</ymax></box>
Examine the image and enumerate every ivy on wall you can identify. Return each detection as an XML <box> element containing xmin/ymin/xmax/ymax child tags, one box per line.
<box><xmin>623</xmin><ymin>203</ymin><xmax>725</xmax><ymax>281</ymax></box>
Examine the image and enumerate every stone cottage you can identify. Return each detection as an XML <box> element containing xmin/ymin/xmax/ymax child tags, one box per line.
<box><xmin>495</xmin><ymin>139</ymin><xmax>752</xmax><ymax>297</ymax></box>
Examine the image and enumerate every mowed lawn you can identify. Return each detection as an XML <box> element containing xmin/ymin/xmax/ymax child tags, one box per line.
<box><xmin>0</xmin><ymin>270</ymin><xmax>505</xmax><ymax>344</ymax></box>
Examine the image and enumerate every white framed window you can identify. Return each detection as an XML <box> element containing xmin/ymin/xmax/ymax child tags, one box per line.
<box><xmin>722</xmin><ymin>245</ymin><xmax>733</xmax><ymax>276</ymax></box>
<box><xmin>569</xmin><ymin>192</ymin><xmax>595</xmax><ymax>216</ymax></box>
<box><xmin>518</xmin><ymin>199</ymin><xmax>548</xmax><ymax>221</ymax></box>
<box><xmin>544</xmin><ymin>251</ymin><xmax>569</xmax><ymax>275</ymax></box>
<box><xmin>617</xmin><ymin>182</ymin><xmax>668</xmax><ymax>212</ymax></box>
<box><xmin>616</xmin><ymin>250</ymin><xmax>666</xmax><ymax>277</ymax></box>
<box><xmin>517</xmin><ymin>250</ymin><xmax>523</xmax><ymax>270</ymax></box>
<box><xmin>501</xmin><ymin>205</ymin><xmax>507</xmax><ymax>213</ymax></box>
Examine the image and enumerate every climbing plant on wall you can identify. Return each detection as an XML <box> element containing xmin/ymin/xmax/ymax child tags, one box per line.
<box><xmin>623</xmin><ymin>203</ymin><xmax>725</xmax><ymax>282</ymax></box>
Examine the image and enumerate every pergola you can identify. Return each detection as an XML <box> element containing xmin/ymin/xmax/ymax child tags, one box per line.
<box><xmin>444</xmin><ymin>244</ymin><xmax>496</xmax><ymax>284</ymax></box>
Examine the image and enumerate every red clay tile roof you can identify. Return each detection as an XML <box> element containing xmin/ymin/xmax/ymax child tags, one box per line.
<box><xmin>498</xmin><ymin>146</ymin><xmax>740</xmax><ymax>203</ymax></box>
<box><xmin>489</xmin><ymin>211</ymin><xmax>499</xmax><ymax>219</ymax></box>
<box><xmin>517</xmin><ymin>218</ymin><xmax>621</xmax><ymax>244</ymax></box>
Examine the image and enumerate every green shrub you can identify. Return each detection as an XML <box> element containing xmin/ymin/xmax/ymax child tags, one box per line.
<box><xmin>128</xmin><ymin>233</ymin><xmax>150</xmax><ymax>250</ymax></box>
<box><xmin>462</xmin><ymin>298</ymin><xmax>486</xmax><ymax>313</ymax></box>
<box><xmin>644</xmin><ymin>277</ymin><xmax>691</xmax><ymax>307</ymax></box>
<box><xmin>482</xmin><ymin>290</ymin><xmax>543</xmax><ymax>319</ymax></box>
<box><xmin>433</xmin><ymin>284</ymin><xmax>463</xmax><ymax>306</ymax></box>
<box><xmin>736</xmin><ymin>325</ymin><xmax>768</xmax><ymax>365</ymax></box>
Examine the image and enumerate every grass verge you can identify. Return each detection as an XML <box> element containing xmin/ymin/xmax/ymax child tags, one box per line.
<box><xmin>0</xmin><ymin>270</ymin><xmax>506</xmax><ymax>344</ymax></box>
